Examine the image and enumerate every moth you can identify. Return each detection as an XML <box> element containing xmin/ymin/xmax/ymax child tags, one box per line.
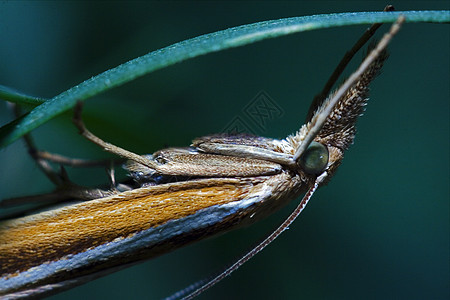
<box><xmin>0</xmin><ymin>16</ymin><xmax>404</xmax><ymax>299</ymax></box>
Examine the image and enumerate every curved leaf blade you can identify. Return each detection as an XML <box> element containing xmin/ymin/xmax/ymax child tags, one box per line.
<box><xmin>0</xmin><ymin>85</ymin><xmax>46</xmax><ymax>106</ymax></box>
<box><xmin>0</xmin><ymin>10</ymin><xmax>449</xmax><ymax>148</ymax></box>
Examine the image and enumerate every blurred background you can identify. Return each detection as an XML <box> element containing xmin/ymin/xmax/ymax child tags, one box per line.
<box><xmin>0</xmin><ymin>1</ymin><xmax>448</xmax><ymax>299</ymax></box>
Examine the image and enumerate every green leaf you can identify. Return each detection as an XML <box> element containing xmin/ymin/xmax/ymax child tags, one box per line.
<box><xmin>0</xmin><ymin>10</ymin><xmax>449</xmax><ymax>148</ymax></box>
<box><xmin>0</xmin><ymin>85</ymin><xmax>46</xmax><ymax>106</ymax></box>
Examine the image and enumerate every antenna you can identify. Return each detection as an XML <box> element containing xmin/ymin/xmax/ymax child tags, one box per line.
<box><xmin>165</xmin><ymin>15</ymin><xmax>405</xmax><ymax>300</ymax></box>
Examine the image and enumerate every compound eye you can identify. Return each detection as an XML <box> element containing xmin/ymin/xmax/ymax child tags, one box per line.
<box><xmin>299</xmin><ymin>141</ymin><xmax>329</xmax><ymax>175</ymax></box>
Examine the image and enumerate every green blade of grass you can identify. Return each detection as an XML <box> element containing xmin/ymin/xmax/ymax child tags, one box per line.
<box><xmin>0</xmin><ymin>10</ymin><xmax>449</xmax><ymax>148</ymax></box>
<box><xmin>0</xmin><ymin>85</ymin><xmax>46</xmax><ymax>106</ymax></box>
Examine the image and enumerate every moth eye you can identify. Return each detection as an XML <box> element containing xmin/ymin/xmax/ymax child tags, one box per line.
<box><xmin>155</xmin><ymin>156</ymin><xmax>167</xmax><ymax>164</ymax></box>
<box><xmin>299</xmin><ymin>141</ymin><xmax>329</xmax><ymax>175</ymax></box>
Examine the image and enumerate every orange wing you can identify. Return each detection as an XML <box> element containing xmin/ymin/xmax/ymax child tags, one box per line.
<box><xmin>0</xmin><ymin>172</ymin><xmax>304</xmax><ymax>298</ymax></box>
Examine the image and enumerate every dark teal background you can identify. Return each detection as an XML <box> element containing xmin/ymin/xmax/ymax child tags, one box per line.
<box><xmin>0</xmin><ymin>2</ymin><xmax>448</xmax><ymax>300</ymax></box>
